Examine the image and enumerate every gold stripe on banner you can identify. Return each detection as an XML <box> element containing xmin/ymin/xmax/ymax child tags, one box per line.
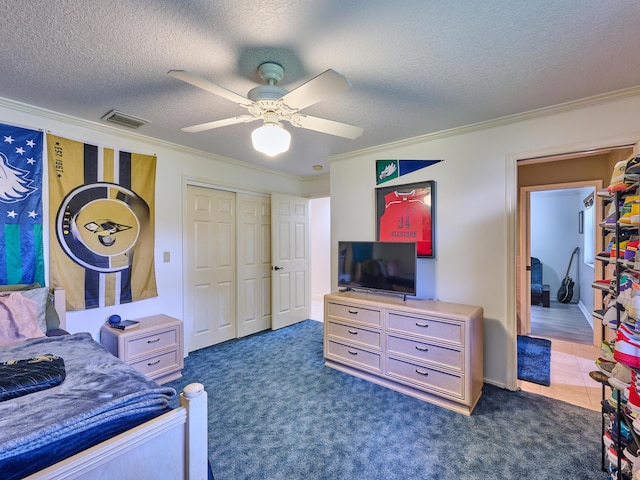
<box><xmin>128</xmin><ymin>152</ymin><xmax>157</xmax><ymax>306</ymax></box>
<box><xmin>47</xmin><ymin>134</ymin><xmax>157</xmax><ymax>311</ymax></box>
<box><xmin>103</xmin><ymin>148</ymin><xmax>114</xmax><ymax>183</ymax></box>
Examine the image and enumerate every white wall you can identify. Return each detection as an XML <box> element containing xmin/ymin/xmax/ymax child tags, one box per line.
<box><xmin>0</xmin><ymin>99</ymin><xmax>310</xmax><ymax>342</ymax></box>
<box><xmin>530</xmin><ymin>189</ymin><xmax>582</xmax><ymax>295</ymax></box>
<box><xmin>329</xmin><ymin>92</ymin><xmax>640</xmax><ymax>388</ymax></box>
<box><xmin>310</xmin><ymin>197</ymin><xmax>331</xmax><ymax>301</ymax></box>
<box><xmin>530</xmin><ymin>188</ymin><xmax>594</xmax><ymax>320</ymax></box>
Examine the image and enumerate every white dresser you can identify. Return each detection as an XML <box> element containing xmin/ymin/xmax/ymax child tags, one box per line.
<box><xmin>324</xmin><ymin>291</ymin><xmax>483</xmax><ymax>415</ymax></box>
<box><xmin>100</xmin><ymin>314</ymin><xmax>184</xmax><ymax>385</ymax></box>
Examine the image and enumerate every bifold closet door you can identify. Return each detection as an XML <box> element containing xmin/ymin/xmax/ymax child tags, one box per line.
<box><xmin>236</xmin><ymin>193</ymin><xmax>272</xmax><ymax>338</ymax></box>
<box><xmin>185</xmin><ymin>185</ymin><xmax>236</xmax><ymax>352</ymax></box>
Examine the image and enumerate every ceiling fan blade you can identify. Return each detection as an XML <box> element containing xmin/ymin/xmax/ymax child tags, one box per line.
<box><xmin>181</xmin><ymin>115</ymin><xmax>258</xmax><ymax>133</ymax></box>
<box><xmin>168</xmin><ymin>69</ymin><xmax>250</xmax><ymax>106</ymax></box>
<box><xmin>290</xmin><ymin>115</ymin><xmax>363</xmax><ymax>139</ymax></box>
<box><xmin>280</xmin><ymin>69</ymin><xmax>351</xmax><ymax>111</ymax></box>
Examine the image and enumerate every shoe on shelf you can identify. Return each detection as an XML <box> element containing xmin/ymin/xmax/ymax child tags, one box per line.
<box><xmin>612</xmin><ymin>240</ymin><xmax>630</xmax><ymax>258</ymax></box>
<box><xmin>610</xmin><ymin>362</ymin><xmax>633</xmax><ymax>390</ymax></box>
<box><xmin>604</xmin><ymin>304</ymin><xmax>629</xmax><ymax>328</ymax></box>
<box><xmin>619</xmin><ymin>323</ymin><xmax>640</xmax><ymax>342</ymax></box>
<box><xmin>590</xmin><ymin>370</ymin><xmax>611</xmax><ymax>385</ymax></box>
<box><xmin>603</xmin><ymin>398</ymin><xmax>617</xmax><ymax>414</ymax></box>
<box><xmin>614</xmin><ymin>336</ymin><xmax>640</xmax><ymax>369</ymax></box>
<box><xmin>625</xmin><ymin>154</ymin><xmax>640</xmax><ymax>184</ymax></box>
<box><xmin>609</xmin><ymin>444</ymin><xmax>632</xmax><ymax>473</ymax></box>
<box><xmin>620</xmin><ymin>196</ymin><xmax>640</xmax><ymax>225</ymax></box>
<box><xmin>611</xmin><ymin>414</ymin><xmax>634</xmax><ymax>445</ymax></box>
<box><xmin>596</xmin><ymin>357</ymin><xmax>618</xmax><ymax>378</ymax></box>
<box><xmin>626</xmin><ymin>240</ymin><xmax>640</xmax><ymax>260</ymax></box>
<box><xmin>627</xmin><ymin>371</ymin><xmax>640</xmax><ymax>416</ymax></box>
<box><xmin>602</xmin><ymin>340</ymin><xmax>616</xmax><ymax>360</ymax></box>
<box><xmin>608</xmin><ymin>387</ymin><xmax>629</xmax><ymax>409</ymax></box>
<box><xmin>624</xmin><ymin>438</ymin><xmax>639</xmax><ymax>465</ymax></box>
<box><xmin>630</xmin><ymin>297</ymin><xmax>640</xmax><ymax>322</ymax></box>
<box><xmin>609</xmin><ymin>159</ymin><xmax>630</xmax><ymax>192</ymax></box>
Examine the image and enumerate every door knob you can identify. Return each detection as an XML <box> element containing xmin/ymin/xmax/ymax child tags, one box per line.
<box><xmin>273</xmin><ymin>266</ymin><xmax>284</xmax><ymax>271</ymax></box>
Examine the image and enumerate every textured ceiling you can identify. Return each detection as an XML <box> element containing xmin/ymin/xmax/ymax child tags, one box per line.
<box><xmin>2</xmin><ymin>1</ymin><xmax>640</xmax><ymax>177</ymax></box>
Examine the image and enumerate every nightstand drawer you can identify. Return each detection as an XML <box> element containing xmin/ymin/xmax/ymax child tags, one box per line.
<box><xmin>127</xmin><ymin>328</ymin><xmax>179</xmax><ymax>359</ymax></box>
<box><xmin>130</xmin><ymin>349</ymin><xmax>181</xmax><ymax>378</ymax></box>
<box><xmin>100</xmin><ymin>314</ymin><xmax>184</xmax><ymax>385</ymax></box>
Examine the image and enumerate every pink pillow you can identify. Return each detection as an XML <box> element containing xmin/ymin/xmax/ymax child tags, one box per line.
<box><xmin>0</xmin><ymin>292</ymin><xmax>45</xmax><ymax>346</ymax></box>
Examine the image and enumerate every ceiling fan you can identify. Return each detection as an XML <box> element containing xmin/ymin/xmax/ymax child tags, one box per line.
<box><xmin>168</xmin><ymin>63</ymin><xmax>363</xmax><ymax>156</ymax></box>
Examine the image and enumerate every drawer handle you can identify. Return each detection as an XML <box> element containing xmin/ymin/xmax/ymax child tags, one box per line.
<box><xmin>147</xmin><ymin>359</ymin><xmax>161</xmax><ymax>366</ymax></box>
<box><xmin>347</xmin><ymin>349</ymin><xmax>358</xmax><ymax>355</ymax></box>
<box><xmin>415</xmin><ymin>322</ymin><xmax>429</xmax><ymax>328</ymax></box>
<box><xmin>415</xmin><ymin>369</ymin><xmax>429</xmax><ymax>376</ymax></box>
<box><xmin>147</xmin><ymin>338</ymin><xmax>161</xmax><ymax>344</ymax></box>
<box><xmin>348</xmin><ymin>310</ymin><xmax>358</xmax><ymax>315</ymax></box>
<box><xmin>415</xmin><ymin>346</ymin><xmax>429</xmax><ymax>352</ymax></box>
<box><xmin>348</xmin><ymin>329</ymin><xmax>358</xmax><ymax>335</ymax></box>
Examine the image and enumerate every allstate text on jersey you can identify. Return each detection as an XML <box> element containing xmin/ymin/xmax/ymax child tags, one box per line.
<box><xmin>391</xmin><ymin>231</ymin><xmax>417</xmax><ymax>237</ymax></box>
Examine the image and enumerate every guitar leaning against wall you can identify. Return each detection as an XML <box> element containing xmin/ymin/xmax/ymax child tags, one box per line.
<box><xmin>557</xmin><ymin>247</ymin><xmax>579</xmax><ymax>303</ymax></box>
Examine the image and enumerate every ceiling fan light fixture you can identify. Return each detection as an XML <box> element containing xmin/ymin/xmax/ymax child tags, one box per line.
<box><xmin>251</xmin><ymin>122</ymin><xmax>291</xmax><ymax>157</ymax></box>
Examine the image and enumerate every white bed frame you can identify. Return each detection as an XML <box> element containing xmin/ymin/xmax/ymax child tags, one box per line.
<box><xmin>24</xmin><ymin>289</ymin><xmax>209</xmax><ymax>480</ymax></box>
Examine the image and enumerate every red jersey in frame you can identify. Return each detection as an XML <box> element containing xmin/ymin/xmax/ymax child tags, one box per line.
<box><xmin>377</xmin><ymin>181</ymin><xmax>434</xmax><ymax>257</ymax></box>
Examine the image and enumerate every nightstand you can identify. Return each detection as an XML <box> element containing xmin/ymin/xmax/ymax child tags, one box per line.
<box><xmin>100</xmin><ymin>314</ymin><xmax>184</xmax><ymax>385</ymax></box>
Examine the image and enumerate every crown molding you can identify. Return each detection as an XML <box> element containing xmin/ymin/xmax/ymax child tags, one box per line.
<box><xmin>0</xmin><ymin>96</ymin><xmax>306</xmax><ymax>182</ymax></box>
<box><xmin>328</xmin><ymin>85</ymin><xmax>640</xmax><ymax>163</ymax></box>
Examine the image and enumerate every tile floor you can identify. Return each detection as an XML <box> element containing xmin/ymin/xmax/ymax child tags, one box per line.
<box><xmin>518</xmin><ymin>338</ymin><xmax>602</xmax><ymax>411</ymax></box>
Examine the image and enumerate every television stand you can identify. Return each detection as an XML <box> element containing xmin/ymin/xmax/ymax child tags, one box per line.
<box><xmin>323</xmin><ymin>291</ymin><xmax>484</xmax><ymax>415</ymax></box>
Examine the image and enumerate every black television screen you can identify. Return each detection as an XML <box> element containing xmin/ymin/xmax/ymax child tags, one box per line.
<box><xmin>338</xmin><ymin>241</ymin><xmax>417</xmax><ymax>296</ymax></box>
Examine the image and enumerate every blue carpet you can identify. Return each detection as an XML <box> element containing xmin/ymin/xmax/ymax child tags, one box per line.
<box><xmin>168</xmin><ymin>321</ymin><xmax>600</xmax><ymax>480</ymax></box>
<box><xmin>517</xmin><ymin>335</ymin><xmax>552</xmax><ymax>386</ymax></box>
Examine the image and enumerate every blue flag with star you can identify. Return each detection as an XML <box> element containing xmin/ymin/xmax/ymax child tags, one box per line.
<box><xmin>0</xmin><ymin>123</ymin><xmax>44</xmax><ymax>286</ymax></box>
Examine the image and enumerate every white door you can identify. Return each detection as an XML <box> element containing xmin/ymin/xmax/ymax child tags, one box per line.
<box><xmin>271</xmin><ymin>193</ymin><xmax>310</xmax><ymax>330</ymax></box>
<box><xmin>236</xmin><ymin>193</ymin><xmax>272</xmax><ymax>337</ymax></box>
<box><xmin>185</xmin><ymin>185</ymin><xmax>236</xmax><ymax>352</ymax></box>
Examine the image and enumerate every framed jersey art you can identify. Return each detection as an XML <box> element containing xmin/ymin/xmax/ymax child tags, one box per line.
<box><xmin>376</xmin><ymin>180</ymin><xmax>435</xmax><ymax>258</ymax></box>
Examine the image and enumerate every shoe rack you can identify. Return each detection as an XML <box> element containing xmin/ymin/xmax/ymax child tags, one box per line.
<box><xmin>593</xmin><ymin>156</ymin><xmax>640</xmax><ymax>480</ymax></box>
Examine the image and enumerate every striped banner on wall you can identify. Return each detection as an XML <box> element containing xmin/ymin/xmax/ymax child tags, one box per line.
<box><xmin>47</xmin><ymin>134</ymin><xmax>157</xmax><ymax>311</ymax></box>
<box><xmin>0</xmin><ymin>123</ymin><xmax>44</xmax><ymax>286</ymax></box>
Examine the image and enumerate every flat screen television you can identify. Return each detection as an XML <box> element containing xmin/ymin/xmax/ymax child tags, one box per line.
<box><xmin>337</xmin><ymin>241</ymin><xmax>417</xmax><ymax>296</ymax></box>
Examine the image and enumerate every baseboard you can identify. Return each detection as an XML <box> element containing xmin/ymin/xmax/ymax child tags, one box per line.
<box><xmin>577</xmin><ymin>300</ymin><xmax>594</xmax><ymax>330</ymax></box>
<box><xmin>483</xmin><ymin>378</ymin><xmax>510</xmax><ymax>391</ymax></box>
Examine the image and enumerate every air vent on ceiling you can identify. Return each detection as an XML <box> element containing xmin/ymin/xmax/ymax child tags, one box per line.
<box><xmin>101</xmin><ymin>110</ymin><xmax>149</xmax><ymax>129</ymax></box>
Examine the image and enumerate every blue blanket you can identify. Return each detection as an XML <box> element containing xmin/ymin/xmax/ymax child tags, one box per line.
<box><xmin>0</xmin><ymin>332</ymin><xmax>176</xmax><ymax>460</ymax></box>
<box><xmin>0</xmin><ymin>353</ymin><xmax>66</xmax><ymax>401</ymax></box>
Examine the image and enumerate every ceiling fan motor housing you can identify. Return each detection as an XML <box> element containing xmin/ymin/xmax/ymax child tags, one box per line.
<box><xmin>248</xmin><ymin>85</ymin><xmax>288</xmax><ymax>101</ymax></box>
<box><xmin>248</xmin><ymin>62</ymin><xmax>288</xmax><ymax>101</ymax></box>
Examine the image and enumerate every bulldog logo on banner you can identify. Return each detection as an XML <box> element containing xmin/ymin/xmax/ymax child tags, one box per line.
<box><xmin>47</xmin><ymin>134</ymin><xmax>157</xmax><ymax>310</ymax></box>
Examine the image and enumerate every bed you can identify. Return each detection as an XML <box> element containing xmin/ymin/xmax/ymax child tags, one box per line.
<box><xmin>0</xmin><ymin>285</ymin><xmax>208</xmax><ymax>480</ymax></box>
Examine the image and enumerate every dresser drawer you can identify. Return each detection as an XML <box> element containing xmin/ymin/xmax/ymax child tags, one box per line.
<box><xmin>130</xmin><ymin>349</ymin><xmax>182</xmax><ymax>378</ymax></box>
<box><xmin>127</xmin><ymin>328</ymin><xmax>179</xmax><ymax>359</ymax></box>
<box><xmin>386</xmin><ymin>356</ymin><xmax>464</xmax><ymax>399</ymax></box>
<box><xmin>387</xmin><ymin>334</ymin><xmax>463</xmax><ymax>371</ymax></box>
<box><xmin>327</xmin><ymin>321</ymin><xmax>382</xmax><ymax>350</ymax></box>
<box><xmin>326</xmin><ymin>302</ymin><xmax>382</xmax><ymax>327</ymax></box>
<box><xmin>387</xmin><ymin>312</ymin><xmax>463</xmax><ymax>345</ymax></box>
<box><xmin>326</xmin><ymin>340</ymin><xmax>382</xmax><ymax>373</ymax></box>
